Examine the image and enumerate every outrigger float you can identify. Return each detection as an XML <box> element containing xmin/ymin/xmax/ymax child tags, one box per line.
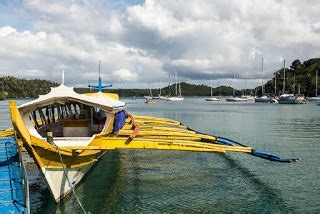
<box><xmin>3</xmin><ymin>73</ymin><xmax>297</xmax><ymax>204</ymax></box>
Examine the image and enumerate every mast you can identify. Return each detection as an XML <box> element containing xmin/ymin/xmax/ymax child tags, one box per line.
<box><xmin>233</xmin><ymin>73</ymin><xmax>235</xmax><ymax>96</ymax></box>
<box><xmin>98</xmin><ymin>60</ymin><xmax>102</xmax><ymax>92</ymax></box>
<box><xmin>179</xmin><ymin>81</ymin><xmax>182</xmax><ymax>97</ymax></box>
<box><xmin>293</xmin><ymin>74</ymin><xmax>296</xmax><ymax>94</ymax></box>
<box><xmin>148</xmin><ymin>81</ymin><xmax>153</xmax><ymax>97</ymax></box>
<box><xmin>88</xmin><ymin>60</ymin><xmax>112</xmax><ymax>92</ymax></box>
<box><xmin>159</xmin><ymin>81</ymin><xmax>162</xmax><ymax>96</ymax></box>
<box><xmin>262</xmin><ymin>58</ymin><xmax>264</xmax><ymax>94</ymax></box>
<box><xmin>168</xmin><ymin>74</ymin><xmax>171</xmax><ymax>97</ymax></box>
<box><xmin>61</xmin><ymin>70</ymin><xmax>65</xmax><ymax>85</ymax></box>
<box><xmin>316</xmin><ymin>70</ymin><xmax>318</xmax><ymax>97</ymax></box>
<box><xmin>175</xmin><ymin>72</ymin><xmax>178</xmax><ymax>96</ymax></box>
<box><xmin>282</xmin><ymin>58</ymin><xmax>286</xmax><ymax>94</ymax></box>
<box><xmin>244</xmin><ymin>79</ymin><xmax>247</xmax><ymax>96</ymax></box>
<box><xmin>274</xmin><ymin>70</ymin><xmax>277</xmax><ymax>95</ymax></box>
<box><xmin>210</xmin><ymin>80</ymin><xmax>213</xmax><ymax>97</ymax></box>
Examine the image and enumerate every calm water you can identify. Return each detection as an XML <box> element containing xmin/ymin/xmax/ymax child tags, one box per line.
<box><xmin>1</xmin><ymin>98</ymin><xmax>320</xmax><ymax>213</ymax></box>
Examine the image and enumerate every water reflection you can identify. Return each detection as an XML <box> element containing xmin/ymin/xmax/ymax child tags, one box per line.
<box><xmin>1</xmin><ymin>98</ymin><xmax>320</xmax><ymax>212</ymax></box>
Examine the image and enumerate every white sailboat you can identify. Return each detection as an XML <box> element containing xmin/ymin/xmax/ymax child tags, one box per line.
<box><xmin>205</xmin><ymin>80</ymin><xmax>221</xmax><ymax>101</ymax></box>
<box><xmin>307</xmin><ymin>70</ymin><xmax>320</xmax><ymax>102</ymax></box>
<box><xmin>166</xmin><ymin>72</ymin><xmax>184</xmax><ymax>101</ymax></box>
<box><xmin>278</xmin><ymin>59</ymin><xmax>305</xmax><ymax>104</ymax></box>
<box><xmin>225</xmin><ymin>74</ymin><xmax>247</xmax><ymax>102</ymax></box>
<box><xmin>255</xmin><ymin>58</ymin><xmax>277</xmax><ymax>103</ymax></box>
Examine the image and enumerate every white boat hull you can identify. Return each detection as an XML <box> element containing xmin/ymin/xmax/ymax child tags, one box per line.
<box><xmin>42</xmin><ymin>163</ymin><xmax>94</xmax><ymax>202</ymax></box>
<box><xmin>255</xmin><ymin>97</ymin><xmax>277</xmax><ymax>103</ymax></box>
<box><xmin>225</xmin><ymin>97</ymin><xmax>247</xmax><ymax>102</ymax></box>
<box><xmin>166</xmin><ymin>97</ymin><xmax>184</xmax><ymax>101</ymax></box>
<box><xmin>278</xmin><ymin>94</ymin><xmax>305</xmax><ymax>104</ymax></box>
<box><xmin>205</xmin><ymin>97</ymin><xmax>220</xmax><ymax>101</ymax></box>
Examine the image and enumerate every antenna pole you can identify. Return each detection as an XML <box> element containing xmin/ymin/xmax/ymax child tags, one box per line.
<box><xmin>61</xmin><ymin>70</ymin><xmax>65</xmax><ymax>85</ymax></box>
<box><xmin>98</xmin><ymin>60</ymin><xmax>102</xmax><ymax>92</ymax></box>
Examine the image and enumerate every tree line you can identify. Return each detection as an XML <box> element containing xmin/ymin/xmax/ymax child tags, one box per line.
<box><xmin>1</xmin><ymin>58</ymin><xmax>319</xmax><ymax>98</ymax></box>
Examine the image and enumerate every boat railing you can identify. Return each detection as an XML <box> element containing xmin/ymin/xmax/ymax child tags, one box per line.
<box><xmin>18</xmin><ymin>144</ymin><xmax>30</xmax><ymax>213</ymax></box>
<box><xmin>53</xmin><ymin>137</ymin><xmax>92</xmax><ymax>142</ymax></box>
<box><xmin>14</xmin><ymin>131</ymin><xmax>30</xmax><ymax>213</ymax></box>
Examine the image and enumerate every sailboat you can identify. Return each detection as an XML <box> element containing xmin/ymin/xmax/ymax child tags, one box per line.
<box><xmin>225</xmin><ymin>74</ymin><xmax>247</xmax><ymax>102</ymax></box>
<box><xmin>166</xmin><ymin>72</ymin><xmax>184</xmax><ymax>101</ymax></box>
<box><xmin>205</xmin><ymin>80</ymin><xmax>221</xmax><ymax>101</ymax></box>
<box><xmin>145</xmin><ymin>82</ymin><xmax>157</xmax><ymax>104</ymax></box>
<box><xmin>278</xmin><ymin>59</ymin><xmax>305</xmax><ymax>104</ymax></box>
<box><xmin>306</xmin><ymin>70</ymin><xmax>320</xmax><ymax>102</ymax></box>
<box><xmin>255</xmin><ymin>58</ymin><xmax>277</xmax><ymax>103</ymax></box>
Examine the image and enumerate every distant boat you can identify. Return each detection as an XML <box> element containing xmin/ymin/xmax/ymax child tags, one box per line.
<box><xmin>278</xmin><ymin>59</ymin><xmax>305</xmax><ymax>104</ymax></box>
<box><xmin>145</xmin><ymin>82</ymin><xmax>157</xmax><ymax>104</ymax></box>
<box><xmin>243</xmin><ymin>95</ymin><xmax>255</xmax><ymax>101</ymax></box>
<box><xmin>166</xmin><ymin>72</ymin><xmax>184</xmax><ymax>101</ymax></box>
<box><xmin>225</xmin><ymin>74</ymin><xmax>247</xmax><ymax>102</ymax></box>
<box><xmin>255</xmin><ymin>95</ymin><xmax>278</xmax><ymax>103</ymax></box>
<box><xmin>205</xmin><ymin>80</ymin><xmax>221</xmax><ymax>101</ymax></box>
<box><xmin>254</xmin><ymin>58</ymin><xmax>277</xmax><ymax>103</ymax></box>
<box><xmin>225</xmin><ymin>97</ymin><xmax>248</xmax><ymax>102</ymax></box>
<box><xmin>278</xmin><ymin>94</ymin><xmax>305</xmax><ymax>104</ymax></box>
<box><xmin>145</xmin><ymin>99</ymin><xmax>156</xmax><ymax>104</ymax></box>
<box><xmin>306</xmin><ymin>70</ymin><xmax>320</xmax><ymax>102</ymax></box>
<box><xmin>205</xmin><ymin>97</ymin><xmax>221</xmax><ymax>101</ymax></box>
<box><xmin>166</xmin><ymin>96</ymin><xmax>184</xmax><ymax>101</ymax></box>
<box><xmin>159</xmin><ymin>95</ymin><xmax>167</xmax><ymax>100</ymax></box>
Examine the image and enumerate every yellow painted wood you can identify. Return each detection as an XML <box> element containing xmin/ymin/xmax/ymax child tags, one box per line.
<box><xmin>8</xmin><ymin>101</ymin><xmax>252</xmax><ymax>170</ymax></box>
<box><xmin>0</xmin><ymin>128</ymin><xmax>14</xmax><ymax>137</ymax></box>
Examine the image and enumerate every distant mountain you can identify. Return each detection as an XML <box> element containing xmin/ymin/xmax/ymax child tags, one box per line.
<box><xmin>257</xmin><ymin>58</ymin><xmax>320</xmax><ymax>97</ymax></box>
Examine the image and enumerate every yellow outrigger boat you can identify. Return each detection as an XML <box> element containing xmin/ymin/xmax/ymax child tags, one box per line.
<box><xmin>7</xmin><ymin>73</ymin><xmax>297</xmax><ymax>203</ymax></box>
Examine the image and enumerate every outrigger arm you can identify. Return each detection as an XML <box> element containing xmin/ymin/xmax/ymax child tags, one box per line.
<box><xmin>61</xmin><ymin>115</ymin><xmax>297</xmax><ymax>163</ymax></box>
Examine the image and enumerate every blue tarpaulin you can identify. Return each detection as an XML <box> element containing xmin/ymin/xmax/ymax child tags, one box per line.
<box><xmin>113</xmin><ymin>110</ymin><xmax>127</xmax><ymax>133</ymax></box>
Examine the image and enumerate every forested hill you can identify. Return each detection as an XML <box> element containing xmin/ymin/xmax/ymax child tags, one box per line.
<box><xmin>261</xmin><ymin>58</ymin><xmax>320</xmax><ymax>96</ymax></box>
<box><xmin>75</xmin><ymin>83</ymin><xmax>235</xmax><ymax>97</ymax></box>
<box><xmin>0</xmin><ymin>76</ymin><xmax>58</xmax><ymax>98</ymax></box>
<box><xmin>0</xmin><ymin>76</ymin><xmax>235</xmax><ymax>98</ymax></box>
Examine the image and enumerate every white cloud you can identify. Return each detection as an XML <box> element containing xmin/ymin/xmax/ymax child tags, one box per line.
<box><xmin>0</xmin><ymin>0</ymin><xmax>319</xmax><ymax>88</ymax></box>
<box><xmin>112</xmin><ymin>69</ymin><xmax>138</xmax><ymax>82</ymax></box>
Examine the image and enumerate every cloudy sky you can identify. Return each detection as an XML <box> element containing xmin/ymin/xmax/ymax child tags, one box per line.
<box><xmin>0</xmin><ymin>0</ymin><xmax>320</xmax><ymax>89</ymax></box>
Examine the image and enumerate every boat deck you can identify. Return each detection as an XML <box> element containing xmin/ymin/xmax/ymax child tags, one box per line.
<box><xmin>0</xmin><ymin>137</ymin><xmax>28</xmax><ymax>213</ymax></box>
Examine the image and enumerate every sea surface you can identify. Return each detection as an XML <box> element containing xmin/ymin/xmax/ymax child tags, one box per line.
<box><xmin>1</xmin><ymin>98</ymin><xmax>320</xmax><ymax>213</ymax></box>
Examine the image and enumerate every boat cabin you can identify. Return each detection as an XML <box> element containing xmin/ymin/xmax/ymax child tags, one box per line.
<box><xmin>17</xmin><ymin>83</ymin><xmax>126</xmax><ymax>146</ymax></box>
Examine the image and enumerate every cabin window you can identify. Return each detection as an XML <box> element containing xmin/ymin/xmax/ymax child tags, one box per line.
<box><xmin>28</xmin><ymin>102</ymin><xmax>113</xmax><ymax>139</ymax></box>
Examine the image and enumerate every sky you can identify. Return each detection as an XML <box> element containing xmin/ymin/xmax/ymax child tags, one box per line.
<box><xmin>0</xmin><ymin>0</ymin><xmax>320</xmax><ymax>89</ymax></box>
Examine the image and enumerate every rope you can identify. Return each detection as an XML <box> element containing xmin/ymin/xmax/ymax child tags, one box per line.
<box><xmin>53</xmin><ymin>142</ymin><xmax>87</xmax><ymax>213</ymax></box>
